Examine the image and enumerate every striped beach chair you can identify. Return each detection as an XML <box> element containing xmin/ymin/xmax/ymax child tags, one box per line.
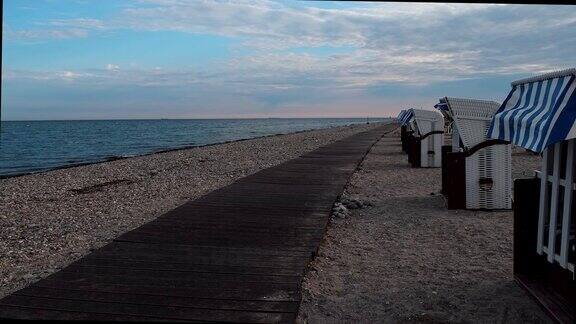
<box><xmin>435</xmin><ymin>97</ymin><xmax>512</xmax><ymax>210</ymax></box>
<box><xmin>488</xmin><ymin>68</ymin><xmax>576</xmax><ymax>323</ymax></box>
<box><xmin>407</xmin><ymin>109</ymin><xmax>444</xmax><ymax>168</ymax></box>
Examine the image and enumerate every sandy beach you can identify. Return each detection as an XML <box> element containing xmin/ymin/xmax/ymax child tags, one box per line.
<box><xmin>297</xmin><ymin>127</ymin><xmax>550</xmax><ymax>323</ymax></box>
<box><xmin>0</xmin><ymin>122</ymin><xmax>385</xmax><ymax>299</ymax></box>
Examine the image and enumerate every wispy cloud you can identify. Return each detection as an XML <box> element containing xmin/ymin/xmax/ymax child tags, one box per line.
<box><xmin>4</xmin><ymin>26</ymin><xmax>90</xmax><ymax>40</ymax></box>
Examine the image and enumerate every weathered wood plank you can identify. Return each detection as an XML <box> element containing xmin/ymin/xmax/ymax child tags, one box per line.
<box><xmin>13</xmin><ymin>287</ymin><xmax>300</xmax><ymax>312</ymax></box>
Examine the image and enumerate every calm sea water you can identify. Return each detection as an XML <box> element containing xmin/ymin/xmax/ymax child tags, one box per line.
<box><xmin>0</xmin><ymin>118</ymin><xmax>389</xmax><ymax>177</ymax></box>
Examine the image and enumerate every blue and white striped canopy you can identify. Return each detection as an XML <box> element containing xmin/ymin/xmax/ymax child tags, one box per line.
<box><xmin>397</xmin><ymin>108</ymin><xmax>414</xmax><ymax>125</ymax></box>
<box><xmin>434</xmin><ymin>102</ymin><xmax>449</xmax><ymax>111</ymax></box>
<box><xmin>488</xmin><ymin>68</ymin><xmax>576</xmax><ymax>153</ymax></box>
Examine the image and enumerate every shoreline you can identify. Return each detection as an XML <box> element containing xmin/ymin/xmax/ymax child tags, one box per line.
<box><xmin>0</xmin><ymin>121</ymin><xmax>384</xmax><ymax>180</ymax></box>
<box><xmin>0</xmin><ymin>122</ymin><xmax>389</xmax><ymax>299</ymax></box>
<box><xmin>2</xmin><ymin>117</ymin><xmax>388</xmax><ymax>122</ymax></box>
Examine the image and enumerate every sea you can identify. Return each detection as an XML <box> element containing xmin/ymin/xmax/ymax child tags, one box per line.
<box><xmin>0</xmin><ymin>118</ymin><xmax>390</xmax><ymax>178</ymax></box>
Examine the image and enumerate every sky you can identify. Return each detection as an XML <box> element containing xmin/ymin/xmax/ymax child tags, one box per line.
<box><xmin>2</xmin><ymin>1</ymin><xmax>576</xmax><ymax>120</ymax></box>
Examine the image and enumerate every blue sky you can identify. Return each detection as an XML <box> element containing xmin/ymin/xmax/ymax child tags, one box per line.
<box><xmin>2</xmin><ymin>1</ymin><xmax>576</xmax><ymax>120</ymax></box>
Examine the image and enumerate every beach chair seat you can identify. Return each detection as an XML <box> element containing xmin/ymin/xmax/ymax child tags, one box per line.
<box><xmin>488</xmin><ymin>68</ymin><xmax>576</xmax><ymax>322</ymax></box>
<box><xmin>435</xmin><ymin>97</ymin><xmax>511</xmax><ymax>210</ymax></box>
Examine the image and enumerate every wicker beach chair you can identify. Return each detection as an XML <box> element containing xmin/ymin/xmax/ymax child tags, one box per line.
<box><xmin>436</xmin><ymin>97</ymin><xmax>512</xmax><ymax>210</ymax></box>
<box><xmin>488</xmin><ymin>68</ymin><xmax>576</xmax><ymax>322</ymax></box>
<box><xmin>407</xmin><ymin>109</ymin><xmax>444</xmax><ymax>168</ymax></box>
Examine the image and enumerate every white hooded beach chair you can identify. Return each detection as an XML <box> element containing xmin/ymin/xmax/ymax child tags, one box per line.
<box><xmin>488</xmin><ymin>68</ymin><xmax>576</xmax><ymax>322</ymax></box>
<box><xmin>436</xmin><ymin>97</ymin><xmax>512</xmax><ymax>210</ymax></box>
<box><xmin>408</xmin><ymin>109</ymin><xmax>444</xmax><ymax>168</ymax></box>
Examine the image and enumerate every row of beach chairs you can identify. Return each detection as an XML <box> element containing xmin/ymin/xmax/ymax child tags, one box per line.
<box><xmin>396</xmin><ymin>68</ymin><xmax>575</xmax><ymax>323</ymax></box>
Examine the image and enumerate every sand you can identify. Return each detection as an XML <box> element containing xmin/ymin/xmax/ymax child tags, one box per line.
<box><xmin>298</xmin><ymin>127</ymin><xmax>552</xmax><ymax>323</ymax></box>
<box><xmin>0</xmin><ymin>122</ymin><xmax>385</xmax><ymax>299</ymax></box>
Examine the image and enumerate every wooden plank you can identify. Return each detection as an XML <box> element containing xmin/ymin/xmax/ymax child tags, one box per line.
<box><xmin>137</xmin><ymin>221</ymin><xmax>327</xmax><ymax>233</ymax></box>
<box><xmin>157</xmin><ymin>205</ymin><xmax>330</xmax><ymax>220</ymax></box>
<box><xmin>0</xmin><ymin>295</ymin><xmax>292</xmax><ymax>323</ymax></box>
<box><xmin>515</xmin><ymin>274</ymin><xmax>575</xmax><ymax>324</ymax></box>
<box><xmin>0</xmin><ymin>305</ymin><xmax>193</xmax><ymax>322</ymax></box>
<box><xmin>113</xmin><ymin>232</ymin><xmax>322</xmax><ymax>250</ymax></box>
<box><xmin>547</xmin><ymin>143</ymin><xmax>562</xmax><ymax>262</ymax></box>
<box><xmin>210</xmin><ymin>182</ymin><xmax>340</xmax><ymax>194</ymax></box>
<box><xmin>176</xmin><ymin>201</ymin><xmax>332</xmax><ymax>213</ymax></box>
<box><xmin>560</xmin><ymin>140</ymin><xmax>574</xmax><ymax>268</ymax></box>
<box><xmin>99</xmin><ymin>241</ymin><xmax>316</xmax><ymax>258</ymax></box>
<box><xmin>88</xmin><ymin>243</ymin><xmax>313</xmax><ymax>268</ymax></box>
<box><xmin>33</xmin><ymin>277</ymin><xmax>302</xmax><ymax>301</ymax></box>
<box><xmin>192</xmin><ymin>194</ymin><xmax>337</xmax><ymax>207</ymax></box>
<box><xmin>75</xmin><ymin>258</ymin><xmax>305</xmax><ymax>276</ymax></box>
<box><xmin>44</xmin><ymin>269</ymin><xmax>302</xmax><ymax>288</ymax></box>
<box><xmin>96</xmin><ymin>241</ymin><xmax>314</xmax><ymax>258</ymax></box>
<box><xmin>59</xmin><ymin>265</ymin><xmax>302</xmax><ymax>284</ymax></box>
<box><xmin>236</xmin><ymin>177</ymin><xmax>348</xmax><ymax>186</ymax></box>
<box><xmin>131</xmin><ymin>223</ymin><xmax>326</xmax><ymax>238</ymax></box>
<box><xmin>537</xmin><ymin>147</ymin><xmax>550</xmax><ymax>254</ymax></box>
<box><xmin>149</xmin><ymin>217</ymin><xmax>330</xmax><ymax>228</ymax></box>
<box><xmin>13</xmin><ymin>286</ymin><xmax>299</xmax><ymax>313</ymax></box>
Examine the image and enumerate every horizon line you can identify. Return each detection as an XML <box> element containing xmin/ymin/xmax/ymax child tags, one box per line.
<box><xmin>0</xmin><ymin>116</ymin><xmax>393</xmax><ymax>122</ymax></box>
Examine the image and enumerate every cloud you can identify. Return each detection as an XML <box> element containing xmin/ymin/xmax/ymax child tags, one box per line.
<box><xmin>4</xmin><ymin>27</ymin><xmax>90</xmax><ymax>41</ymax></box>
<box><xmin>3</xmin><ymin>1</ymin><xmax>576</xmax><ymax>119</ymax></box>
<box><xmin>9</xmin><ymin>1</ymin><xmax>573</xmax><ymax>78</ymax></box>
<box><xmin>105</xmin><ymin>64</ymin><xmax>120</xmax><ymax>72</ymax></box>
<box><xmin>47</xmin><ymin>18</ymin><xmax>105</xmax><ymax>29</ymax></box>
<box><xmin>3</xmin><ymin>16</ymin><xmax>104</xmax><ymax>41</ymax></box>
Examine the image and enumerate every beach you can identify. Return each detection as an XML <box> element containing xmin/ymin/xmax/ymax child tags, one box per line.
<box><xmin>0</xmin><ymin>121</ymin><xmax>554</xmax><ymax>323</ymax></box>
<box><xmin>297</xmin><ymin>127</ymin><xmax>550</xmax><ymax>323</ymax></box>
<box><xmin>0</xmin><ymin>122</ymin><xmax>385</xmax><ymax>299</ymax></box>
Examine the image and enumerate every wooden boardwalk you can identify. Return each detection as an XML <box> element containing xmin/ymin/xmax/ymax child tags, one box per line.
<box><xmin>0</xmin><ymin>125</ymin><xmax>390</xmax><ymax>323</ymax></box>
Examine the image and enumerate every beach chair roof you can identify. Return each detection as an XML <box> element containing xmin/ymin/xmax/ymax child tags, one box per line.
<box><xmin>488</xmin><ymin>68</ymin><xmax>576</xmax><ymax>153</ymax></box>
<box><xmin>397</xmin><ymin>109</ymin><xmax>406</xmax><ymax>122</ymax></box>
<box><xmin>412</xmin><ymin>109</ymin><xmax>443</xmax><ymax>123</ymax></box>
<box><xmin>438</xmin><ymin>97</ymin><xmax>501</xmax><ymax>149</ymax></box>
<box><xmin>411</xmin><ymin>109</ymin><xmax>443</xmax><ymax>136</ymax></box>
<box><xmin>398</xmin><ymin>108</ymin><xmax>415</xmax><ymax>126</ymax></box>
